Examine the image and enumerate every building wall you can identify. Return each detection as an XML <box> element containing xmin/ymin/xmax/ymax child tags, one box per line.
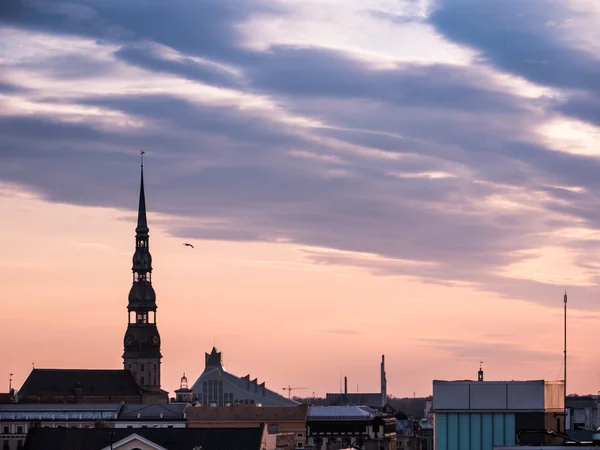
<box><xmin>188</xmin><ymin>419</ymin><xmax>306</xmax><ymax>450</ymax></box>
<box><xmin>434</xmin><ymin>412</ymin><xmax>516</xmax><ymax>450</ymax></box>
<box><xmin>1</xmin><ymin>421</ymin><xmax>98</xmax><ymax>450</ymax></box>
<box><xmin>433</xmin><ymin>381</ymin><xmax>564</xmax><ymax>413</ymax></box>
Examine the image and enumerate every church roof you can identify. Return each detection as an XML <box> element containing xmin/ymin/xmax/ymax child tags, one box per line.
<box><xmin>191</xmin><ymin>347</ymin><xmax>299</xmax><ymax>407</ymax></box>
<box><xmin>19</xmin><ymin>369</ymin><xmax>141</xmax><ymax>398</ymax></box>
<box><xmin>23</xmin><ymin>426</ymin><xmax>265</xmax><ymax>450</ymax></box>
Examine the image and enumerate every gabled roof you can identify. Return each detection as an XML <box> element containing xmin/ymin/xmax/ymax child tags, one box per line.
<box><xmin>100</xmin><ymin>433</ymin><xmax>167</xmax><ymax>450</ymax></box>
<box><xmin>19</xmin><ymin>369</ymin><xmax>141</xmax><ymax>398</ymax></box>
<box><xmin>23</xmin><ymin>426</ymin><xmax>265</xmax><ymax>450</ymax></box>
<box><xmin>117</xmin><ymin>403</ymin><xmax>187</xmax><ymax>420</ymax></box>
<box><xmin>308</xmin><ymin>406</ymin><xmax>379</xmax><ymax>421</ymax></box>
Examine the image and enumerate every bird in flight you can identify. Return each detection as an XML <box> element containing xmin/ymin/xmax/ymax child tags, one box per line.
<box><xmin>183</xmin><ymin>243</ymin><xmax>195</xmax><ymax>249</ymax></box>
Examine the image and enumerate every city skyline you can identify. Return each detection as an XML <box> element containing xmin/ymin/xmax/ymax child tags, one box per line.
<box><xmin>2</xmin><ymin>0</ymin><xmax>600</xmax><ymax>397</ymax></box>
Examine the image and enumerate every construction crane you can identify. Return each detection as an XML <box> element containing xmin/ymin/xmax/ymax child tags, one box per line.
<box><xmin>282</xmin><ymin>386</ymin><xmax>308</xmax><ymax>399</ymax></box>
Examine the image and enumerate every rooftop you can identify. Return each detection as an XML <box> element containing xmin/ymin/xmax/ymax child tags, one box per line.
<box><xmin>118</xmin><ymin>403</ymin><xmax>188</xmax><ymax>420</ymax></box>
<box><xmin>308</xmin><ymin>406</ymin><xmax>379</xmax><ymax>421</ymax></box>
<box><xmin>0</xmin><ymin>404</ymin><xmax>123</xmax><ymax>421</ymax></box>
<box><xmin>186</xmin><ymin>404</ymin><xmax>308</xmax><ymax>422</ymax></box>
<box><xmin>19</xmin><ymin>369</ymin><xmax>141</xmax><ymax>398</ymax></box>
<box><xmin>23</xmin><ymin>426</ymin><xmax>264</xmax><ymax>450</ymax></box>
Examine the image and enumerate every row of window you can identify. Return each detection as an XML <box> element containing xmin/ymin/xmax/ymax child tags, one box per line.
<box><xmin>1</xmin><ymin>426</ymin><xmax>23</xmax><ymax>434</ymax></box>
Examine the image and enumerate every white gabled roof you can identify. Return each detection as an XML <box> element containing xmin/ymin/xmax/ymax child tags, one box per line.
<box><xmin>100</xmin><ymin>433</ymin><xmax>168</xmax><ymax>450</ymax></box>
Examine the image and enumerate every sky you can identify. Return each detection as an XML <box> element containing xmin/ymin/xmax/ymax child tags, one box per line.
<box><xmin>1</xmin><ymin>0</ymin><xmax>600</xmax><ymax>399</ymax></box>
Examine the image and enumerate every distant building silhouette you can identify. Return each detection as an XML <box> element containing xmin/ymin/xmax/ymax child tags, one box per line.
<box><xmin>188</xmin><ymin>347</ymin><xmax>298</xmax><ymax>407</ymax></box>
<box><xmin>326</xmin><ymin>354</ymin><xmax>388</xmax><ymax>408</ymax></box>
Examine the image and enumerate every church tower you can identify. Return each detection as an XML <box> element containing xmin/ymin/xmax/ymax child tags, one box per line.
<box><xmin>123</xmin><ymin>154</ymin><xmax>162</xmax><ymax>393</ymax></box>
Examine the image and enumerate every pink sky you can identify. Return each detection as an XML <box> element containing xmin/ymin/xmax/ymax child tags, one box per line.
<box><xmin>2</xmin><ymin>181</ymin><xmax>599</xmax><ymax>398</ymax></box>
<box><xmin>2</xmin><ymin>0</ymin><xmax>600</xmax><ymax>401</ymax></box>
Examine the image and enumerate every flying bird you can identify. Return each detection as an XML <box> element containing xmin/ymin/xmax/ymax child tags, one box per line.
<box><xmin>183</xmin><ymin>243</ymin><xmax>195</xmax><ymax>249</ymax></box>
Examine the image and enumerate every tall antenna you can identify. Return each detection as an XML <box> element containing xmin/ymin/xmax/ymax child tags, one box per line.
<box><xmin>140</xmin><ymin>150</ymin><xmax>145</xmax><ymax>167</ymax></box>
<box><xmin>564</xmin><ymin>290</ymin><xmax>567</xmax><ymax>416</ymax></box>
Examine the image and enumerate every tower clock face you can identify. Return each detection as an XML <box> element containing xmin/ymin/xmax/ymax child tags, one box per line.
<box><xmin>152</xmin><ymin>336</ymin><xmax>159</xmax><ymax>345</ymax></box>
<box><xmin>126</xmin><ymin>336</ymin><xmax>133</xmax><ymax>345</ymax></box>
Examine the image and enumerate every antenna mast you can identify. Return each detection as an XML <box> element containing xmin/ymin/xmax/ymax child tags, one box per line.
<box><xmin>564</xmin><ymin>291</ymin><xmax>567</xmax><ymax>416</ymax></box>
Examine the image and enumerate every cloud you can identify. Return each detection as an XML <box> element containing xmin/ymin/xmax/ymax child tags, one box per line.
<box><xmin>2</xmin><ymin>0</ymin><xmax>600</xmax><ymax>311</ymax></box>
<box><xmin>429</xmin><ymin>0</ymin><xmax>600</xmax><ymax>94</ymax></box>
<box><xmin>413</xmin><ymin>337</ymin><xmax>565</xmax><ymax>364</ymax></box>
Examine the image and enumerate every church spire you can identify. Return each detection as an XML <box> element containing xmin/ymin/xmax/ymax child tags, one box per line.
<box><xmin>136</xmin><ymin>151</ymin><xmax>148</xmax><ymax>235</ymax></box>
<box><xmin>123</xmin><ymin>152</ymin><xmax>162</xmax><ymax>394</ymax></box>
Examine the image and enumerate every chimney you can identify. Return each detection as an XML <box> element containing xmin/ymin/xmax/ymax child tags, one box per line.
<box><xmin>344</xmin><ymin>377</ymin><xmax>348</xmax><ymax>394</ymax></box>
<box><xmin>381</xmin><ymin>355</ymin><xmax>387</xmax><ymax>407</ymax></box>
<box><xmin>478</xmin><ymin>362</ymin><xmax>484</xmax><ymax>382</ymax></box>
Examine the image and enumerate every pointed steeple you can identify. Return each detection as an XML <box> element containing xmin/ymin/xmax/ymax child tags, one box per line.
<box><xmin>136</xmin><ymin>152</ymin><xmax>149</xmax><ymax>236</ymax></box>
<box><xmin>123</xmin><ymin>152</ymin><xmax>162</xmax><ymax>394</ymax></box>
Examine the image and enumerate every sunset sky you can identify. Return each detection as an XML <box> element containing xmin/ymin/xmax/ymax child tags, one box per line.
<box><xmin>2</xmin><ymin>0</ymin><xmax>600</xmax><ymax>398</ymax></box>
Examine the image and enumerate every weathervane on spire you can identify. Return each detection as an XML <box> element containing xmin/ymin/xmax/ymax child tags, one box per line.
<box><xmin>140</xmin><ymin>150</ymin><xmax>145</xmax><ymax>168</ymax></box>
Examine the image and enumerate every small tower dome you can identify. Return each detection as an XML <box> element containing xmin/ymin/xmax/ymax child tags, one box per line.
<box><xmin>180</xmin><ymin>373</ymin><xmax>188</xmax><ymax>390</ymax></box>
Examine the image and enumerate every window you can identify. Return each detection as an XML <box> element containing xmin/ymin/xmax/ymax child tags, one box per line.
<box><xmin>3</xmin><ymin>440</ymin><xmax>8</xmax><ymax>450</ymax></box>
<box><xmin>141</xmin><ymin>364</ymin><xmax>145</xmax><ymax>372</ymax></box>
<box><xmin>296</xmin><ymin>444</ymin><xmax>303</xmax><ymax>448</ymax></box>
<box><xmin>267</xmin><ymin>424</ymin><xmax>280</xmax><ymax>435</ymax></box>
<box><xmin>297</xmin><ymin>433</ymin><xmax>304</xmax><ymax>438</ymax></box>
<box><xmin>141</xmin><ymin>376</ymin><xmax>145</xmax><ymax>385</ymax></box>
<box><xmin>17</xmin><ymin>426</ymin><xmax>23</xmax><ymax>434</ymax></box>
<box><xmin>129</xmin><ymin>364</ymin><xmax>132</xmax><ymax>370</ymax></box>
<box><xmin>17</xmin><ymin>440</ymin><xmax>23</xmax><ymax>449</ymax></box>
<box><xmin>2</xmin><ymin>427</ymin><xmax>7</xmax><ymax>434</ymax></box>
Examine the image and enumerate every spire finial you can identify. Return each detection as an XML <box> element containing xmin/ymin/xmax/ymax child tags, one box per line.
<box><xmin>141</xmin><ymin>150</ymin><xmax>145</xmax><ymax>168</ymax></box>
<box><xmin>564</xmin><ymin>290</ymin><xmax>567</xmax><ymax>303</ymax></box>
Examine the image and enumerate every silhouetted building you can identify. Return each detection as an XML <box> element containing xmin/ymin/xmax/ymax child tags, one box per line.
<box><xmin>23</xmin><ymin>426</ymin><xmax>265</xmax><ymax>450</ymax></box>
<box><xmin>326</xmin><ymin>355</ymin><xmax>387</xmax><ymax>408</ymax></box>
<box><xmin>122</xmin><ymin>159</ymin><xmax>167</xmax><ymax>403</ymax></box>
<box><xmin>187</xmin><ymin>404</ymin><xmax>309</xmax><ymax>449</ymax></box>
<box><xmin>307</xmin><ymin>405</ymin><xmax>397</xmax><ymax>450</ymax></box>
<box><xmin>17</xmin><ymin>369</ymin><xmax>143</xmax><ymax>404</ymax></box>
<box><xmin>189</xmin><ymin>347</ymin><xmax>298</xmax><ymax>407</ymax></box>
<box><xmin>0</xmin><ymin>403</ymin><xmax>122</xmax><ymax>450</ymax></box>
<box><xmin>432</xmin><ymin>377</ymin><xmax>565</xmax><ymax>450</ymax></box>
